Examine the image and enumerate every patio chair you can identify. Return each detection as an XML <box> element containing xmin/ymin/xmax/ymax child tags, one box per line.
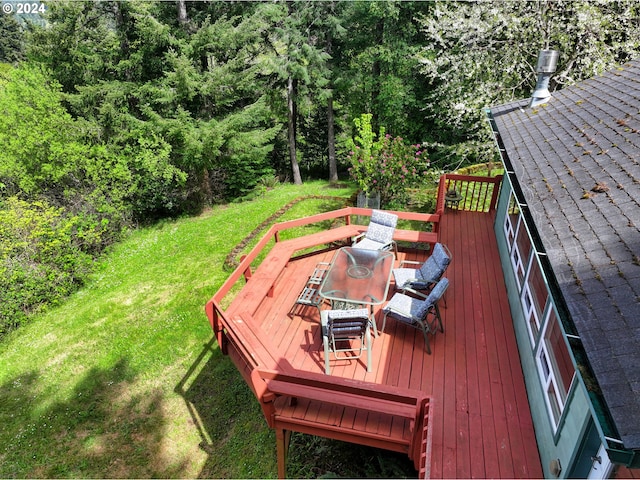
<box><xmin>392</xmin><ymin>242</ymin><xmax>451</xmax><ymax>296</ymax></box>
<box><xmin>381</xmin><ymin>278</ymin><xmax>449</xmax><ymax>354</ymax></box>
<box><xmin>321</xmin><ymin>308</ymin><xmax>372</xmax><ymax>374</ymax></box>
<box><xmin>352</xmin><ymin>209</ymin><xmax>398</xmax><ymax>254</ymax></box>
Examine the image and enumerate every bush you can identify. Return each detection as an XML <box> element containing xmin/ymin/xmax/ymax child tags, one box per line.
<box><xmin>347</xmin><ymin>114</ymin><xmax>431</xmax><ymax>209</ymax></box>
<box><xmin>0</xmin><ymin>198</ymin><xmax>96</xmax><ymax>336</ymax></box>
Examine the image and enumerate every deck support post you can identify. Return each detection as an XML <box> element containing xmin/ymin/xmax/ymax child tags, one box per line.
<box><xmin>276</xmin><ymin>427</ymin><xmax>292</xmax><ymax>479</ymax></box>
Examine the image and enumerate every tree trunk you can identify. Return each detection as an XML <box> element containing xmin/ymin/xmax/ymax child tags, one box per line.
<box><xmin>112</xmin><ymin>2</ymin><xmax>131</xmax><ymax>81</ymax></box>
<box><xmin>327</xmin><ymin>95</ymin><xmax>338</xmax><ymax>183</ymax></box>
<box><xmin>177</xmin><ymin>0</ymin><xmax>194</xmax><ymax>32</ymax></box>
<box><xmin>326</xmin><ymin>25</ymin><xmax>338</xmax><ymax>183</ymax></box>
<box><xmin>177</xmin><ymin>0</ymin><xmax>188</xmax><ymax>26</ymax></box>
<box><xmin>288</xmin><ymin>76</ymin><xmax>302</xmax><ymax>185</ymax></box>
<box><xmin>371</xmin><ymin>18</ymin><xmax>384</xmax><ymax>132</ymax></box>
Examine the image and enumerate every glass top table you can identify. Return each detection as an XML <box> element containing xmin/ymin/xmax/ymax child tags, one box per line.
<box><xmin>319</xmin><ymin>247</ymin><xmax>394</xmax><ymax>309</ymax></box>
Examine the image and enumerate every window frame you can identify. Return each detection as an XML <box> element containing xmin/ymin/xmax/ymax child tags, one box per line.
<box><xmin>504</xmin><ymin>194</ymin><xmax>518</xmax><ymax>247</ymax></box>
<box><xmin>521</xmin><ymin>254</ymin><xmax>549</xmax><ymax>347</ymax></box>
<box><xmin>504</xmin><ymin>193</ymin><xmax>530</xmax><ymax>290</ymax></box>
<box><xmin>535</xmin><ymin>307</ymin><xmax>576</xmax><ymax>433</ymax></box>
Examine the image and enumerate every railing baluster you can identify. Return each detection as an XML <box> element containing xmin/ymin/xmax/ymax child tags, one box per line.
<box><xmin>441</xmin><ymin>173</ymin><xmax>503</xmax><ymax>213</ymax></box>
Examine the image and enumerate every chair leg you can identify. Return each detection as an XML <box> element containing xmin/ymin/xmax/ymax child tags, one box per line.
<box><xmin>320</xmin><ymin>310</ymin><xmax>331</xmax><ymax>374</ymax></box>
<box><xmin>369</xmin><ymin>305</ymin><xmax>379</xmax><ymax>337</ymax></box>
<box><xmin>420</xmin><ymin>324</ymin><xmax>432</xmax><ymax>354</ymax></box>
<box><xmin>323</xmin><ymin>334</ymin><xmax>331</xmax><ymax>375</ymax></box>
<box><xmin>381</xmin><ymin>311</ymin><xmax>392</xmax><ymax>333</ymax></box>
<box><xmin>434</xmin><ymin>304</ymin><xmax>444</xmax><ymax>332</ymax></box>
<box><xmin>365</xmin><ymin>324</ymin><xmax>372</xmax><ymax>372</ymax></box>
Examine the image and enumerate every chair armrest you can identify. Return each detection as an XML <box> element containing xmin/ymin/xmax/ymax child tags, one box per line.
<box><xmin>352</xmin><ymin>232</ymin><xmax>366</xmax><ymax>243</ymax></box>
<box><xmin>401</xmin><ymin>287</ymin><xmax>430</xmax><ymax>299</ymax></box>
<box><xmin>399</xmin><ymin>260</ymin><xmax>422</xmax><ymax>267</ymax></box>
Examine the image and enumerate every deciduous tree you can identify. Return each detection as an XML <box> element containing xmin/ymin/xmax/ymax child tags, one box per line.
<box><xmin>416</xmin><ymin>0</ymin><xmax>640</xmax><ymax>168</ymax></box>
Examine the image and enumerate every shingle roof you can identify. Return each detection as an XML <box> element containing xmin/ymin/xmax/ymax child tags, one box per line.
<box><xmin>489</xmin><ymin>61</ymin><xmax>640</xmax><ymax>450</ymax></box>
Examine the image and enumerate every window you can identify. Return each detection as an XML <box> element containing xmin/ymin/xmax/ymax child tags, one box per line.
<box><xmin>504</xmin><ymin>193</ymin><xmax>520</xmax><ymax>247</ymax></box>
<box><xmin>522</xmin><ymin>256</ymin><xmax>549</xmax><ymax>345</ymax></box>
<box><xmin>504</xmin><ymin>193</ymin><xmax>531</xmax><ymax>290</ymax></box>
<box><xmin>536</xmin><ymin>308</ymin><xmax>575</xmax><ymax>431</ymax></box>
<box><xmin>513</xmin><ymin>220</ymin><xmax>532</xmax><ymax>286</ymax></box>
<box><xmin>502</xmin><ymin>188</ymin><xmax>575</xmax><ymax>432</ymax></box>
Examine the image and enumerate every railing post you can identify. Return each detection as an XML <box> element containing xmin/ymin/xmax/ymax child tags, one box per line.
<box><xmin>436</xmin><ymin>175</ymin><xmax>447</xmax><ymax>215</ymax></box>
<box><xmin>208</xmin><ymin>301</ymin><xmax>229</xmax><ymax>355</ymax></box>
<box><xmin>489</xmin><ymin>175</ymin><xmax>503</xmax><ymax>211</ymax></box>
<box><xmin>205</xmin><ymin>300</ymin><xmax>216</xmax><ymax>332</ymax></box>
<box><xmin>240</xmin><ymin>255</ymin><xmax>252</xmax><ymax>281</ymax></box>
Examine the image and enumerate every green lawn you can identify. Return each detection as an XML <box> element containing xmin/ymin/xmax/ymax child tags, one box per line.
<box><xmin>0</xmin><ymin>180</ymin><xmax>421</xmax><ymax>478</ymax></box>
<box><xmin>0</xmin><ymin>182</ymin><xmax>309</xmax><ymax>476</ymax></box>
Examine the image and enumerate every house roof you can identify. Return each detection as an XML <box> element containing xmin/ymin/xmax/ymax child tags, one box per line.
<box><xmin>488</xmin><ymin>60</ymin><xmax>640</xmax><ymax>450</ymax></box>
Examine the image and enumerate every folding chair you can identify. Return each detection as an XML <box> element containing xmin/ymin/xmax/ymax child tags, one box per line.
<box><xmin>290</xmin><ymin>262</ymin><xmax>331</xmax><ymax>317</ymax></box>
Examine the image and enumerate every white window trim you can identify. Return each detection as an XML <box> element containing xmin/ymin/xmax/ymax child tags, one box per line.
<box><xmin>521</xmin><ymin>254</ymin><xmax>546</xmax><ymax>347</ymax></box>
<box><xmin>504</xmin><ymin>209</ymin><xmax>516</xmax><ymax>248</ymax></box>
<box><xmin>523</xmin><ymin>293</ymin><xmax>539</xmax><ymax>346</ymax></box>
<box><xmin>535</xmin><ymin>308</ymin><xmax>575</xmax><ymax>432</ymax></box>
<box><xmin>510</xmin><ymin>216</ymin><xmax>528</xmax><ymax>289</ymax></box>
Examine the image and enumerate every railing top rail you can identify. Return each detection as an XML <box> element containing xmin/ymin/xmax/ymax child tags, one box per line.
<box><xmin>271</xmin><ymin>206</ymin><xmax>439</xmax><ymax>232</ymax></box>
<box><xmin>444</xmin><ymin>173</ymin><xmax>503</xmax><ymax>183</ymax></box>
<box><xmin>211</xmin><ymin>207</ymin><xmax>440</xmax><ymax>305</ymax></box>
<box><xmin>259</xmin><ymin>368</ymin><xmax>428</xmax><ymax>408</ymax></box>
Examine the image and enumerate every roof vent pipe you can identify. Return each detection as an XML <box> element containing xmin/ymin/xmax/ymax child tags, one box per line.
<box><xmin>529</xmin><ymin>49</ymin><xmax>559</xmax><ymax>108</ymax></box>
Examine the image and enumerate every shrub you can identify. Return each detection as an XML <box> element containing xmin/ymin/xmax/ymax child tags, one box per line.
<box><xmin>347</xmin><ymin>114</ymin><xmax>431</xmax><ymax>208</ymax></box>
<box><xmin>0</xmin><ymin>198</ymin><xmax>95</xmax><ymax>336</ymax></box>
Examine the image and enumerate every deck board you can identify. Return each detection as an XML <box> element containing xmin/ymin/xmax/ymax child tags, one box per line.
<box><xmin>229</xmin><ymin>210</ymin><xmax>541</xmax><ymax>478</ymax></box>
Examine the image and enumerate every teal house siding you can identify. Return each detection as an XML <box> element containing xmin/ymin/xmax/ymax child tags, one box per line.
<box><xmin>494</xmin><ymin>177</ymin><xmax>594</xmax><ymax>478</ymax></box>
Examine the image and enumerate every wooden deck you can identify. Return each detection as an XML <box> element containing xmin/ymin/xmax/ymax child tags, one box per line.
<box><xmin>205</xmin><ymin>176</ymin><xmax>541</xmax><ymax>478</ymax></box>
<box><xmin>243</xmin><ymin>211</ymin><xmax>540</xmax><ymax>478</ymax></box>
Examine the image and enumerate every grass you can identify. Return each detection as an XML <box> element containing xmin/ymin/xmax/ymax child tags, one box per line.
<box><xmin>0</xmin><ymin>181</ymin><xmax>337</xmax><ymax>477</ymax></box>
<box><xmin>0</xmin><ymin>179</ymin><xmax>424</xmax><ymax>478</ymax></box>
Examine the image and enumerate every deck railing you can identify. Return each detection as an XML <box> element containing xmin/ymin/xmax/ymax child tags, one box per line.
<box><xmin>205</xmin><ymin>299</ymin><xmax>433</xmax><ymax>478</ymax></box>
<box><xmin>436</xmin><ymin>174</ymin><xmax>503</xmax><ymax>214</ymax></box>
<box><xmin>210</xmin><ymin>175</ymin><xmax>502</xmax><ymax>338</ymax></box>
<box><xmin>203</xmin><ymin>180</ymin><xmax>502</xmax><ymax>477</ymax></box>
<box><xmin>210</xmin><ymin>207</ymin><xmax>440</xmax><ymax>309</ymax></box>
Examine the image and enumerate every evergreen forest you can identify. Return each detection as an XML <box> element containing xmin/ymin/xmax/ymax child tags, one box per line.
<box><xmin>2</xmin><ymin>0</ymin><xmax>640</xmax><ymax>334</ymax></box>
